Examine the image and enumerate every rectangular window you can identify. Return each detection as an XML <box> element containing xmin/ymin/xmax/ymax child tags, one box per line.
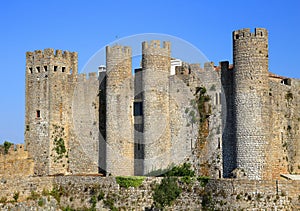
<box><xmin>134</xmin><ymin>102</ymin><xmax>143</xmax><ymax>116</ymax></box>
<box><xmin>54</xmin><ymin>66</ymin><xmax>58</xmax><ymax>72</ymax></box>
<box><xmin>62</xmin><ymin>67</ymin><xmax>65</xmax><ymax>72</ymax></box>
<box><xmin>36</xmin><ymin>110</ymin><xmax>41</xmax><ymax>118</ymax></box>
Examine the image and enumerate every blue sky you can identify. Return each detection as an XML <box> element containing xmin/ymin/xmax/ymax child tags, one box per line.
<box><xmin>0</xmin><ymin>0</ymin><xmax>299</xmax><ymax>144</ymax></box>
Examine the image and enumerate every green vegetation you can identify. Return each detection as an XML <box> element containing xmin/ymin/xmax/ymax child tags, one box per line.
<box><xmin>38</xmin><ymin>198</ymin><xmax>44</xmax><ymax>207</ymax></box>
<box><xmin>3</xmin><ymin>141</ymin><xmax>13</xmax><ymax>154</ymax></box>
<box><xmin>153</xmin><ymin>177</ymin><xmax>182</xmax><ymax>209</ymax></box>
<box><xmin>162</xmin><ymin>162</ymin><xmax>195</xmax><ymax>177</ymax></box>
<box><xmin>197</xmin><ymin>176</ymin><xmax>210</xmax><ymax>187</ymax></box>
<box><xmin>103</xmin><ymin>197</ymin><xmax>118</xmax><ymax>211</ymax></box>
<box><xmin>195</xmin><ymin>86</ymin><xmax>211</xmax><ymax>124</ymax></box>
<box><xmin>116</xmin><ymin>176</ymin><xmax>145</xmax><ymax>188</ymax></box>
<box><xmin>13</xmin><ymin>192</ymin><xmax>19</xmax><ymax>202</ymax></box>
<box><xmin>51</xmin><ymin>124</ymin><xmax>68</xmax><ymax>162</ymax></box>
<box><xmin>27</xmin><ymin>191</ymin><xmax>40</xmax><ymax>200</ymax></box>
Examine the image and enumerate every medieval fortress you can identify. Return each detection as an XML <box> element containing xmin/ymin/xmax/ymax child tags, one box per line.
<box><xmin>1</xmin><ymin>28</ymin><xmax>300</xmax><ymax>182</ymax></box>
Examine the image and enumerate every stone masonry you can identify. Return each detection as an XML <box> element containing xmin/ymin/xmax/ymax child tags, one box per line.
<box><xmin>12</xmin><ymin>27</ymin><xmax>299</xmax><ymax>179</ymax></box>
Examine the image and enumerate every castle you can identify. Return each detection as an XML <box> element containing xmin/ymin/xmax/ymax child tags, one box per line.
<box><xmin>1</xmin><ymin>28</ymin><xmax>299</xmax><ymax>181</ymax></box>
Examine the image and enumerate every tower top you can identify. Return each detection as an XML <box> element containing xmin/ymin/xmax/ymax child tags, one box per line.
<box><xmin>233</xmin><ymin>28</ymin><xmax>268</xmax><ymax>40</ymax></box>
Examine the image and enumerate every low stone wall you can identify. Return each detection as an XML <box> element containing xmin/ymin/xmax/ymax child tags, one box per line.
<box><xmin>0</xmin><ymin>144</ymin><xmax>34</xmax><ymax>177</ymax></box>
<box><xmin>0</xmin><ymin>176</ymin><xmax>299</xmax><ymax>210</ymax></box>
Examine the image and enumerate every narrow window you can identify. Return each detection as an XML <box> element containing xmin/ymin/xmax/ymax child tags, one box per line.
<box><xmin>219</xmin><ymin>93</ymin><xmax>222</xmax><ymax>104</ymax></box>
<box><xmin>70</xmin><ymin>68</ymin><xmax>73</xmax><ymax>74</ymax></box>
<box><xmin>215</xmin><ymin>93</ymin><xmax>218</xmax><ymax>105</ymax></box>
<box><xmin>29</xmin><ymin>67</ymin><xmax>33</xmax><ymax>74</ymax></box>
<box><xmin>44</xmin><ymin>66</ymin><xmax>47</xmax><ymax>71</ymax></box>
<box><xmin>218</xmin><ymin>137</ymin><xmax>221</xmax><ymax>149</ymax></box>
<box><xmin>62</xmin><ymin>67</ymin><xmax>65</xmax><ymax>72</ymax></box>
<box><xmin>54</xmin><ymin>66</ymin><xmax>58</xmax><ymax>72</ymax></box>
<box><xmin>36</xmin><ymin>110</ymin><xmax>41</xmax><ymax>118</ymax></box>
<box><xmin>134</xmin><ymin>102</ymin><xmax>143</xmax><ymax>116</ymax></box>
<box><xmin>36</xmin><ymin>66</ymin><xmax>40</xmax><ymax>73</ymax></box>
<box><xmin>137</xmin><ymin>139</ymin><xmax>140</xmax><ymax>150</ymax></box>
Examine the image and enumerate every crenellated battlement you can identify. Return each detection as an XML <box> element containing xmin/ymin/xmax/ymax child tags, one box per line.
<box><xmin>142</xmin><ymin>40</ymin><xmax>170</xmax><ymax>51</ymax></box>
<box><xmin>233</xmin><ymin>28</ymin><xmax>268</xmax><ymax>40</ymax></box>
<box><xmin>0</xmin><ymin>144</ymin><xmax>30</xmax><ymax>158</ymax></box>
<box><xmin>26</xmin><ymin>48</ymin><xmax>77</xmax><ymax>62</ymax></box>
<box><xmin>106</xmin><ymin>45</ymin><xmax>131</xmax><ymax>58</ymax></box>
<box><xmin>26</xmin><ymin>48</ymin><xmax>78</xmax><ymax>75</ymax></box>
<box><xmin>142</xmin><ymin>40</ymin><xmax>170</xmax><ymax>57</ymax></box>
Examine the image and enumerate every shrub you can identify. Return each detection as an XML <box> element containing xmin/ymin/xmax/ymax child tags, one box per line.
<box><xmin>153</xmin><ymin>177</ymin><xmax>182</xmax><ymax>209</ymax></box>
<box><xmin>3</xmin><ymin>141</ymin><xmax>13</xmax><ymax>154</ymax></box>
<box><xmin>116</xmin><ymin>176</ymin><xmax>145</xmax><ymax>188</ymax></box>
<box><xmin>197</xmin><ymin>176</ymin><xmax>210</xmax><ymax>187</ymax></box>
<box><xmin>38</xmin><ymin>198</ymin><xmax>44</xmax><ymax>207</ymax></box>
<box><xmin>163</xmin><ymin>163</ymin><xmax>195</xmax><ymax>177</ymax></box>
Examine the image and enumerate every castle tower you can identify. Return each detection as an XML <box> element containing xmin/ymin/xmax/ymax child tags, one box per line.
<box><xmin>106</xmin><ymin>45</ymin><xmax>134</xmax><ymax>176</ymax></box>
<box><xmin>25</xmin><ymin>49</ymin><xmax>77</xmax><ymax>176</ymax></box>
<box><xmin>232</xmin><ymin>28</ymin><xmax>270</xmax><ymax>179</ymax></box>
<box><xmin>142</xmin><ymin>41</ymin><xmax>171</xmax><ymax>175</ymax></box>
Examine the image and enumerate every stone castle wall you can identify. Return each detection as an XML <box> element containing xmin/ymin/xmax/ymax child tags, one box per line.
<box><xmin>0</xmin><ymin>176</ymin><xmax>299</xmax><ymax>210</ymax></box>
<box><xmin>69</xmin><ymin>72</ymin><xmax>99</xmax><ymax>174</ymax></box>
<box><xmin>0</xmin><ymin>144</ymin><xmax>34</xmax><ymax>177</ymax></box>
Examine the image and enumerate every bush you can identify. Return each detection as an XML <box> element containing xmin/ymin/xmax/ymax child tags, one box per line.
<box><xmin>116</xmin><ymin>176</ymin><xmax>145</xmax><ymax>188</ymax></box>
<box><xmin>153</xmin><ymin>177</ymin><xmax>182</xmax><ymax>209</ymax></box>
<box><xmin>197</xmin><ymin>176</ymin><xmax>210</xmax><ymax>187</ymax></box>
<box><xmin>38</xmin><ymin>198</ymin><xmax>44</xmax><ymax>207</ymax></box>
<box><xmin>3</xmin><ymin>141</ymin><xmax>13</xmax><ymax>154</ymax></box>
<box><xmin>163</xmin><ymin>163</ymin><xmax>195</xmax><ymax>177</ymax></box>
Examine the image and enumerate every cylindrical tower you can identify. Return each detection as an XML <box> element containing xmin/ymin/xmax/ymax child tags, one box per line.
<box><xmin>142</xmin><ymin>40</ymin><xmax>171</xmax><ymax>175</ymax></box>
<box><xmin>106</xmin><ymin>45</ymin><xmax>134</xmax><ymax>176</ymax></box>
<box><xmin>233</xmin><ymin>28</ymin><xmax>270</xmax><ymax>179</ymax></box>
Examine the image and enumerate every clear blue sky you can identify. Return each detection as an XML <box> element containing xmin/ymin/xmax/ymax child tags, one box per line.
<box><xmin>0</xmin><ymin>0</ymin><xmax>299</xmax><ymax>144</ymax></box>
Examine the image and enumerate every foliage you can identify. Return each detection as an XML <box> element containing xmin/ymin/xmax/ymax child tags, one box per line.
<box><xmin>50</xmin><ymin>186</ymin><xmax>65</xmax><ymax>203</ymax></box>
<box><xmin>52</xmin><ymin>124</ymin><xmax>68</xmax><ymax>162</ymax></box>
<box><xmin>38</xmin><ymin>198</ymin><xmax>44</xmax><ymax>207</ymax></box>
<box><xmin>54</xmin><ymin>137</ymin><xmax>66</xmax><ymax>156</ymax></box>
<box><xmin>153</xmin><ymin>177</ymin><xmax>182</xmax><ymax>209</ymax></box>
<box><xmin>163</xmin><ymin>163</ymin><xmax>195</xmax><ymax>177</ymax></box>
<box><xmin>97</xmin><ymin>191</ymin><xmax>104</xmax><ymax>201</ymax></box>
<box><xmin>3</xmin><ymin>141</ymin><xmax>13</xmax><ymax>154</ymax></box>
<box><xmin>195</xmin><ymin>86</ymin><xmax>211</xmax><ymax>124</ymax></box>
<box><xmin>62</xmin><ymin>206</ymin><xmax>76</xmax><ymax>211</ymax></box>
<box><xmin>27</xmin><ymin>191</ymin><xmax>40</xmax><ymax>200</ymax></box>
<box><xmin>13</xmin><ymin>192</ymin><xmax>19</xmax><ymax>202</ymax></box>
<box><xmin>180</xmin><ymin>176</ymin><xmax>195</xmax><ymax>184</ymax></box>
<box><xmin>103</xmin><ymin>197</ymin><xmax>118</xmax><ymax>211</ymax></box>
<box><xmin>116</xmin><ymin>176</ymin><xmax>145</xmax><ymax>188</ymax></box>
<box><xmin>197</xmin><ymin>176</ymin><xmax>210</xmax><ymax>187</ymax></box>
